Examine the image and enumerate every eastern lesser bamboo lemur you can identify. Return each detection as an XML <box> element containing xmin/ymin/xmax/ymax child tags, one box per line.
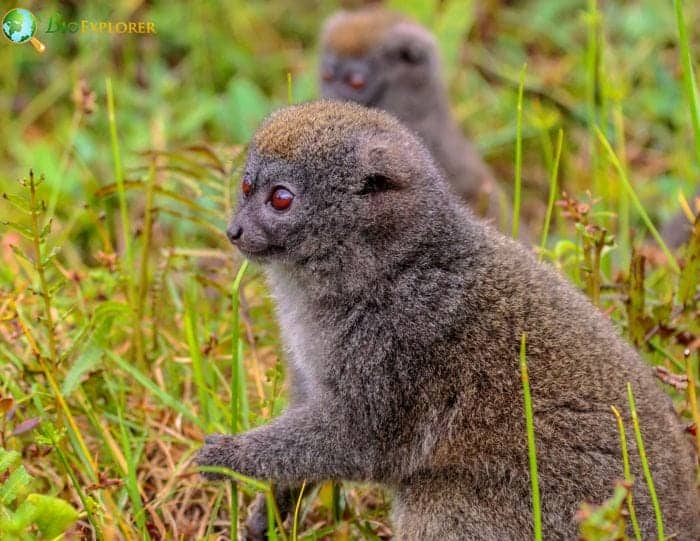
<box><xmin>198</xmin><ymin>100</ymin><xmax>700</xmax><ymax>540</ymax></box>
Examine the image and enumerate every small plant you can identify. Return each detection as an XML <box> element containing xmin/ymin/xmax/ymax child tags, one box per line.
<box><xmin>0</xmin><ymin>446</ymin><xmax>79</xmax><ymax>540</ymax></box>
<box><xmin>576</xmin><ymin>482</ymin><xmax>631</xmax><ymax>541</ymax></box>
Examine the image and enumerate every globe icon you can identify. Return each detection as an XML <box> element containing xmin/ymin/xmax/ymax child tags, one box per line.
<box><xmin>2</xmin><ymin>8</ymin><xmax>37</xmax><ymax>44</ymax></box>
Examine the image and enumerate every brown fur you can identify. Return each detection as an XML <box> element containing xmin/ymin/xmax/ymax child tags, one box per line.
<box><xmin>254</xmin><ymin>100</ymin><xmax>392</xmax><ymax>160</ymax></box>
<box><xmin>321</xmin><ymin>7</ymin><xmax>406</xmax><ymax>57</ymax></box>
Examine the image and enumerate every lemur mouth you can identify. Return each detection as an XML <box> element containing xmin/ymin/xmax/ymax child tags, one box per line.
<box><xmin>325</xmin><ymin>81</ymin><xmax>387</xmax><ymax>108</ymax></box>
<box><xmin>236</xmin><ymin>244</ymin><xmax>285</xmax><ymax>261</ymax></box>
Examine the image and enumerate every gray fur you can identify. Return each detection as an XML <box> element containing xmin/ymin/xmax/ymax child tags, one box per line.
<box><xmin>319</xmin><ymin>8</ymin><xmax>510</xmax><ymax>230</ymax></box>
<box><xmin>198</xmin><ymin>101</ymin><xmax>700</xmax><ymax>540</ymax></box>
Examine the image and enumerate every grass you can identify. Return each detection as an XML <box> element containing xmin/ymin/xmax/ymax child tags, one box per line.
<box><xmin>519</xmin><ymin>334</ymin><xmax>542</xmax><ymax>541</ymax></box>
<box><xmin>0</xmin><ymin>0</ymin><xmax>699</xmax><ymax>539</ymax></box>
<box><xmin>627</xmin><ymin>384</ymin><xmax>665</xmax><ymax>541</ymax></box>
<box><xmin>512</xmin><ymin>63</ymin><xmax>527</xmax><ymax>240</ymax></box>
<box><xmin>610</xmin><ymin>405</ymin><xmax>642</xmax><ymax>541</ymax></box>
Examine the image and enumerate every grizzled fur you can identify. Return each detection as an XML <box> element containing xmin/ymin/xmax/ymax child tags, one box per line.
<box><xmin>198</xmin><ymin>101</ymin><xmax>700</xmax><ymax>540</ymax></box>
<box><xmin>319</xmin><ymin>7</ymin><xmax>509</xmax><ymax>228</ymax></box>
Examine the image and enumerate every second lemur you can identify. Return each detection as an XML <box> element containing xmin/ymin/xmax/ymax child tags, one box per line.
<box><xmin>319</xmin><ymin>7</ymin><xmax>511</xmax><ymax>230</ymax></box>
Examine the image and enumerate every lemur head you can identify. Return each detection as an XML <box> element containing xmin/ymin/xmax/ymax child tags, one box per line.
<box><xmin>226</xmin><ymin>100</ymin><xmax>449</xmax><ymax>277</ymax></box>
<box><xmin>319</xmin><ymin>7</ymin><xmax>440</xmax><ymax>110</ymax></box>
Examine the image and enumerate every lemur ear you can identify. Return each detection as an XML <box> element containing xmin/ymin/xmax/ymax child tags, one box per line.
<box><xmin>357</xmin><ymin>173</ymin><xmax>396</xmax><ymax>195</ymax></box>
<box><xmin>356</xmin><ymin>137</ymin><xmax>412</xmax><ymax>193</ymax></box>
<box><xmin>395</xmin><ymin>41</ymin><xmax>427</xmax><ymax>64</ymax></box>
<box><xmin>386</xmin><ymin>22</ymin><xmax>435</xmax><ymax>64</ymax></box>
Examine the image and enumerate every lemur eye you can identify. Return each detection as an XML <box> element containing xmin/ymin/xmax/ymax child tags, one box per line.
<box><xmin>241</xmin><ymin>177</ymin><xmax>253</xmax><ymax>197</ymax></box>
<box><xmin>321</xmin><ymin>67</ymin><xmax>334</xmax><ymax>81</ymax></box>
<box><xmin>270</xmin><ymin>187</ymin><xmax>294</xmax><ymax>211</ymax></box>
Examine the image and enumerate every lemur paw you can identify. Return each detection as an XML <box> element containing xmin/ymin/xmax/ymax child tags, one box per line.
<box><xmin>196</xmin><ymin>433</ymin><xmax>243</xmax><ymax>480</ymax></box>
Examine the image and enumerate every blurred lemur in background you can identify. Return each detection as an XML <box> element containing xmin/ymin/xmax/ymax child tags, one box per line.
<box><xmin>197</xmin><ymin>101</ymin><xmax>700</xmax><ymax>540</ymax></box>
<box><xmin>319</xmin><ymin>7</ymin><xmax>516</xmax><ymax>234</ymax></box>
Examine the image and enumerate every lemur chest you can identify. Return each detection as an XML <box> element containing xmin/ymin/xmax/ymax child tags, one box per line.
<box><xmin>268</xmin><ymin>277</ymin><xmax>330</xmax><ymax>396</ymax></box>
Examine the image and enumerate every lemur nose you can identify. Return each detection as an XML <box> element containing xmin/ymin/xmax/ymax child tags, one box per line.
<box><xmin>347</xmin><ymin>72</ymin><xmax>365</xmax><ymax>90</ymax></box>
<box><xmin>226</xmin><ymin>225</ymin><xmax>243</xmax><ymax>244</ymax></box>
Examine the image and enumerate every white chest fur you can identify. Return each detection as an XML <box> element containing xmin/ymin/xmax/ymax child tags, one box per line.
<box><xmin>265</xmin><ymin>268</ymin><xmax>326</xmax><ymax>398</ymax></box>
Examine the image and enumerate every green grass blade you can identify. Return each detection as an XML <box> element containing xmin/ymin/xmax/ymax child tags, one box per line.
<box><xmin>185</xmin><ymin>279</ymin><xmax>212</xmax><ymax>428</ymax></box>
<box><xmin>519</xmin><ymin>333</ymin><xmax>542</xmax><ymax>541</ymax></box>
<box><xmin>612</xmin><ymin>104</ymin><xmax>630</xmax><ymax>268</ymax></box>
<box><xmin>105</xmin><ymin>78</ymin><xmax>136</xmax><ymax>307</ymax></box>
<box><xmin>292</xmin><ymin>480</ymin><xmax>307</xmax><ymax>541</ymax></box>
<box><xmin>115</xmin><ymin>401</ymin><xmax>149</xmax><ymax>536</ymax></box>
<box><xmin>512</xmin><ymin>63</ymin><xmax>526</xmax><ymax>240</ymax></box>
<box><xmin>539</xmin><ymin>128</ymin><xmax>563</xmax><ymax>257</ymax></box>
<box><xmin>267</xmin><ymin>490</ymin><xmax>279</xmax><ymax>541</ymax></box>
<box><xmin>610</xmin><ymin>406</ymin><xmax>642</xmax><ymax>541</ymax></box>
<box><xmin>674</xmin><ymin>0</ymin><xmax>700</xmax><ymax>165</ymax></box>
<box><xmin>106</xmin><ymin>350</ymin><xmax>205</xmax><ymax>429</ymax></box>
<box><xmin>595</xmin><ymin>127</ymin><xmax>680</xmax><ymax>273</ymax></box>
<box><xmin>684</xmin><ymin>349</ymin><xmax>700</xmax><ymax>467</ymax></box>
<box><xmin>231</xmin><ymin>260</ymin><xmax>249</xmax><ymax>434</ymax></box>
<box><xmin>229</xmin><ymin>484</ymin><xmax>239</xmax><ymax>541</ymax></box>
<box><xmin>197</xmin><ymin>466</ymin><xmax>269</xmax><ymax>492</ymax></box>
<box><xmin>134</xmin><ymin>160</ymin><xmax>157</xmax><ymax>366</ymax></box>
<box><xmin>585</xmin><ymin>0</ymin><xmax>601</xmax><ymax>196</ymax></box>
<box><xmin>677</xmin><ymin>216</ymin><xmax>699</xmax><ymax>307</ymax></box>
<box><xmin>626</xmin><ymin>383</ymin><xmax>664</xmax><ymax>541</ymax></box>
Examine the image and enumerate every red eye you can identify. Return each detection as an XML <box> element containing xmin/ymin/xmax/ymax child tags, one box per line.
<box><xmin>241</xmin><ymin>177</ymin><xmax>253</xmax><ymax>196</ymax></box>
<box><xmin>322</xmin><ymin>67</ymin><xmax>334</xmax><ymax>82</ymax></box>
<box><xmin>270</xmin><ymin>187</ymin><xmax>294</xmax><ymax>211</ymax></box>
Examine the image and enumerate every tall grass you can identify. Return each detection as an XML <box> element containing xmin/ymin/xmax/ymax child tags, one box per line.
<box><xmin>519</xmin><ymin>333</ymin><xmax>542</xmax><ymax>541</ymax></box>
<box><xmin>512</xmin><ymin>64</ymin><xmax>526</xmax><ymax>240</ymax></box>
<box><xmin>674</xmin><ymin>0</ymin><xmax>700</xmax><ymax>166</ymax></box>
<box><xmin>610</xmin><ymin>406</ymin><xmax>642</xmax><ymax>541</ymax></box>
<box><xmin>595</xmin><ymin>128</ymin><xmax>680</xmax><ymax>273</ymax></box>
<box><xmin>539</xmin><ymin>128</ymin><xmax>563</xmax><ymax>257</ymax></box>
<box><xmin>627</xmin><ymin>384</ymin><xmax>664</xmax><ymax>541</ymax></box>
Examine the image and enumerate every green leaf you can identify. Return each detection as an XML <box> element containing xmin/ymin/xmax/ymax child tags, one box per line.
<box><xmin>91</xmin><ymin>300</ymin><xmax>131</xmax><ymax>325</ymax></box>
<box><xmin>61</xmin><ymin>344</ymin><xmax>103</xmax><ymax>396</ymax></box>
<box><xmin>1</xmin><ymin>221</ymin><xmax>34</xmax><ymax>240</ymax></box>
<box><xmin>0</xmin><ymin>508</ymin><xmax>28</xmax><ymax>533</ymax></box>
<box><xmin>41</xmin><ymin>246</ymin><xmax>60</xmax><ymax>267</ymax></box>
<box><xmin>0</xmin><ymin>448</ymin><xmax>21</xmax><ymax>475</ymax></box>
<box><xmin>25</xmin><ymin>493</ymin><xmax>80</xmax><ymax>538</ymax></box>
<box><xmin>1</xmin><ymin>192</ymin><xmax>31</xmax><ymax>213</ymax></box>
<box><xmin>0</xmin><ymin>465</ymin><xmax>32</xmax><ymax>505</ymax></box>
<box><xmin>39</xmin><ymin>219</ymin><xmax>52</xmax><ymax>240</ymax></box>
